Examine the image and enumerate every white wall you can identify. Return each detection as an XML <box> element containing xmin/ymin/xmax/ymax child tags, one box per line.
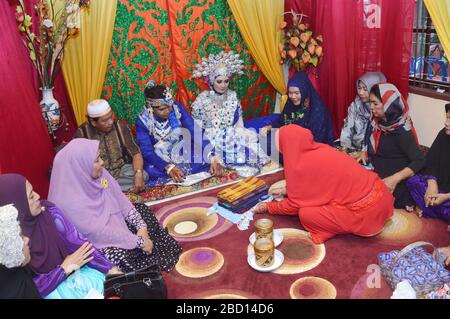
<box><xmin>407</xmin><ymin>93</ymin><xmax>448</xmax><ymax>147</ymax></box>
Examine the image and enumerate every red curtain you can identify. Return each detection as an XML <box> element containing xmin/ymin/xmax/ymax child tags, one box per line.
<box><xmin>285</xmin><ymin>0</ymin><xmax>415</xmax><ymax>136</ymax></box>
<box><xmin>0</xmin><ymin>0</ymin><xmax>77</xmax><ymax>197</ymax></box>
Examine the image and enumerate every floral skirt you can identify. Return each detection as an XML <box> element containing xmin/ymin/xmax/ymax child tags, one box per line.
<box><xmin>101</xmin><ymin>204</ymin><xmax>182</xmax><ymax>273</ymax></box>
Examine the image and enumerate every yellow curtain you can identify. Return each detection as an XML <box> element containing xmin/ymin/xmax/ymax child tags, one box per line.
<box><xmin>424</xmin><ymin>0</ymin><xmax>450</xmax><ymax>58</ymax></box>
<box><xmin>59</xmin><ymin>0</ymin><xmax>118</xmax><ymax>125</ymax></box>
<box><xmin>227</xmin><ymin>0</ymin><xmax>288</xmax><ymax>111</ymax></box>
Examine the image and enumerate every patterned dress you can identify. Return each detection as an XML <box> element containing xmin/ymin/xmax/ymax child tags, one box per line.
<box><xmin>191</xmin><ymin>90</ymin><xmax>270</xmax><ymax>170</ymax></box>
<box><xmin>100</xmin><ymin>204</ymin><xmax>182</xmax><ymax>273</ymax></box>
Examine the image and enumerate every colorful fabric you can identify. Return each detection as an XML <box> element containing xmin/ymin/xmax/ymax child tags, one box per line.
<box><xmin>101</xmin><ymin>0</ymin><xmax>275</xmax><ymax>126</ymax></box>
<box><xmin>74</xmin><ymin>120</ymin><xmax>140</xmax><ymax>178</ymax></box>
<box><xmin>126</xmin><ymin>170</ymin><xmax>240</xmax><ymax>203</ymax></box>
<box><xmin>49</xmin><ymin>139</ymin><xmax>139</xmax><ymax>250</ymax></box>
<box><xmin>218</xmin><ymin>177</ymin><xmax>267</xmax><ymax>203</ymax></box>
<box><xmin>219</xmin><ymin>185</ymin><xmax>269</xmax><ymax>207</ymax></box>
<box><xmin>266</xmin><ymin>125</ymin><xmax>393</xmax><ymax>244</ymax></box>
<box><xmin>271</xmin><ymin>72</ymin><xmax>335</xmax><ymax>145</ymax></box>
<box><xmin>44</xmin><ymin>266</ymin><xmax>105</xmax><ymax>299</ymax></box>
<box><xmin>340</xmin><ymin>72</ymin><xmax>387</xmax><ymax>151</ymax></box>
<box><xmin>378</xmin><ymin>244</ymin><xmax>450</xmax><ymax>298</ymax></box>
<box><xmin>369</xmin><ymin>83</ymin><xmax>418</xmax><ymax>155</ymax></box>
<box><xmin>0</xmin><ymin>174</ymin><xmax>69</xmax><ymax>275</ymax></box>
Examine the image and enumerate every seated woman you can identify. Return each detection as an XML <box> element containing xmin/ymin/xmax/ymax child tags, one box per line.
<box><xmin>368</xmin><ymin>83</ymin><xmax>426</xmax><ymax>210</ymax></box>
<box><xmin>261</xmin><ymin>71</ymin><xmax>335</xmax><ymax>145</ymax></box>
<box><xmin>406</xmin><ymin>103</ymin><xmax>450</xmax><ymax>220</ymax></box>
<box><xmin>254</xmin><ymin>125</ymin><xmax>394</xmax><ymax>244</ymax></box>
<box><xmin>0</xmin><ymin>174</ymin><xmax>118</xmax><ymax>299</ymax></box>
<box><xmin>48</xmin><ymin>139</ymin><xmax>182</xmax><ymax>273</ymax></box>
<box><xmin>136</xmin><ymin>80</ymin><xmax>223</xmax><ymax>186</ymax></box>
<box><xmin>191</xmin><ymin>51</ymin><xmax>271</xmax><ymax>176</ymax></box>
<box><xmin>0</xmin><ymin>204</ymin><xmax>40</xmax><ymax>299</ymax></box>
<box><xmin>339</xmin><ymin>72</ymin><xmax>386</xmax><ymax>156</ymax></box>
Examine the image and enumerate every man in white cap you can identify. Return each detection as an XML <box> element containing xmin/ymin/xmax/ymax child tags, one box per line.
<box><xmin>74</xmin><ymin>99</ymin><xmax>148</xmax><ymax>192</ymax></box>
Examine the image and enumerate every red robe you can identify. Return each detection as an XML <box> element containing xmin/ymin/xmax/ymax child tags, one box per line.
<box><xmin>267</xmin><ymin>125</ymin><xmax>394</xmax><ymax>244</ymax></box>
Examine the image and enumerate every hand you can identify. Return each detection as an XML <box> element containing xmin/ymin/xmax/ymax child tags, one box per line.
<box><xmin>350</xmin><ymin>151</ymin><xmax>368</xmax><ymax>165</ymax></box>
<box><xmin>383</xmin><ymin>175</ymin><xmax>399</xmax><ymax>193</ymax></box>
<box><xmin>107</xmin><ymin>266</ymin><xmax>123</xmax><ymax>275</ymax></box>
<box><xmin>260</xmin><ymin>125</ymin><xmax>272</xmax><ymax>137</ymax></box>
<box><xmin>428</xmin><ymin>193</ymin><xmax>448</xmax><ymax>207</ymax></box>
<box><xmin>436</xmin><ymin>246</ymin><xmax>450</xmax><ymax>267</ymax></box>
<box><xmin>424</xmin><ymin>183</ymin><xmax>439</xmax><ymax>207</ymax></box>
<box><xmin>253</xmin><ymin>203</ymin><xmax>268</xmax><ymax>214</ymax></box>
<box><xmin>61</xmin><ymin>242</ymin><xmax>95</xmax><ymax>275</ymax></box>
<box><xmin>210</xmin><ymin>157</ymin><xmax>224</xmax><ymax>177</ymax></box>
<box><xmin>141</xmin><ymin>238</ymin><xmax>154</xmax><ymax>255</ymax></box>
<box><xmin>169</xmin><ymin>166</ymin><xmax>185</xmax><ymax>183</ymax></box>
<box><xmin>132</xmin><ymin>171</ymin><xmax>145</xmax><ymax>193</ymax></box>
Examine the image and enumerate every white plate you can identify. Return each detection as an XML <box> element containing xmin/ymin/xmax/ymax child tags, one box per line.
<box><xmin>249</xmin><ymin>230</ymin><xmax>283</xmax><ymax>247</ymax></box>
<box><xmin>247</xmin><ymin>249</ymin><xmax>284</xmax><ymax>272</ymax></box>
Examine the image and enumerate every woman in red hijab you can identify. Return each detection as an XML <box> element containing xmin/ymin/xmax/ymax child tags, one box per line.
<box><xmin>256</xmin><ymin>124</ymin><xmax>394</xmax><ymax>244</ymax></box>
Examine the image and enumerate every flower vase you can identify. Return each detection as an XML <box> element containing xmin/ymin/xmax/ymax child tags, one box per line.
<box><xmin>40</xmin><ymin>87</ymin><xmax>61</xmax><ymax>132</ymax></box>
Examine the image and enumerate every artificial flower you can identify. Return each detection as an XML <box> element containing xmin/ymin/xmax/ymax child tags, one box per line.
<box><xmin>279</xmin><ymin>11</ymin><xmax>324</xmax><ymax>72</ymax></box>
<box><xmin>15</xmin><ymin>0</ymin><xmax>89</xmax><ymax>89</ymax></box>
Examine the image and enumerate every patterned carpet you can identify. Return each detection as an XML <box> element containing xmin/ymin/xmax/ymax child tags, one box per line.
<box><xmin>149</xmin><ymin>171</ymin><xmax>450</xmax><ymax>299</ymax></box>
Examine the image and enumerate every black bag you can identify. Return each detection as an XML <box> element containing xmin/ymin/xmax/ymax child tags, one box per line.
<box><xmin>104</xmin><ymin>264</ymin><xmax>167</xmax><ymax>299</ymax></box>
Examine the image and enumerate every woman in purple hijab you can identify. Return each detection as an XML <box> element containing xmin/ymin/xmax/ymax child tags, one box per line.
<box><xmin>49</xmin><ymin>138</ymin><xmax>181</xmax><ymax>273</ymax></box>
<box><xmin>0</xmin><ymin>174</ymin><xmax>117</xmax><ymax>298</ymax></box>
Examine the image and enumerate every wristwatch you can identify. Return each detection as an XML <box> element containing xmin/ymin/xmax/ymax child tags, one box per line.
<box><xmin>134</xmin><ymin>169</ymin><xmax>143</xmax><ymax>175</ymax></box>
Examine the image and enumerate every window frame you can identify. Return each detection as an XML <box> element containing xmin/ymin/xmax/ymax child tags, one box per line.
<box><xmin>409</xmin><ymin>0</ymin><xmax>449</xmax><ymax>101</ymax></box>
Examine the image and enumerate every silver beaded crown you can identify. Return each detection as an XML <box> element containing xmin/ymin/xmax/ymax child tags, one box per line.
<box><xmin>192</xmin><ymin>51</ymin><xmax>245</xmax><ymax>83</ymax></box>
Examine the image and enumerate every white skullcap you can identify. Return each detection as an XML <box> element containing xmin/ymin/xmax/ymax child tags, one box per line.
<box><xmin>87</xmin><ymin>99</ymin><xmax>112</xmax><ymax>118</ymax></box>
<box><xmin>0</xmin><ymin>204</ymin><xmax>25</xmax><ymax>268</ymax></box>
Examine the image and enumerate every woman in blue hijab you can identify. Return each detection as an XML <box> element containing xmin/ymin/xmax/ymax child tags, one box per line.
<box><xmin>262</xmin><ymin>71</ymin><xmax>335</xmax><ymax>145</ymax></box>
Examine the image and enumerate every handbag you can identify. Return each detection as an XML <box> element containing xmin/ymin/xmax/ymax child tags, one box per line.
<box><xmin>378</xmin><ymin>241</ymin><xmax>450</xmax><ymax>298</ymax></box>
<box><xmin>104</xmin><ymin>264</ymin><xmax>167</xmax><ymax>299</ymax></box>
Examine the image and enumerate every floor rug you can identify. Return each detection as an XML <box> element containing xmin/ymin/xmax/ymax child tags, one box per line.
<box><xmin>149</xmin><ymin>173</ymin><xmax>450</xmax><ymax>299</ymax></box>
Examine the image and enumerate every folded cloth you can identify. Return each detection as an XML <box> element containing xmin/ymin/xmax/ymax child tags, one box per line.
<box><xmin>218</xmin><ymin>184</ymin><xmax>268</xmax><ymax>207</ymax></box>
<box><xmin>220</xmin><ymin>192</ymin><xmax>268</xmax><ymax>213</ymax></box>
<box><xmin>218</xmin><ymin>177</ymin><xmax>267</xmax><ymax>203</ymax></box>
<box><xmin>219</xmin><ymin>189</ymin><xmax>268</xmax><ymax>210</ymax></box>
<box><xmin>208</xmin><ymin>195</ymin><xmax>273</xmax><ymax>231</ymax></box>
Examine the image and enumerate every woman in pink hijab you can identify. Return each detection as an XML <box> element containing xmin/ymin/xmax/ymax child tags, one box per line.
<box><xmin>49</xmin><ymin>138</ymin><xmax>181</xmax><ymax>273</ymax></box>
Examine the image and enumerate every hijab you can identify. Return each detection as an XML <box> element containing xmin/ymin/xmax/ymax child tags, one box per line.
<box><xmin>0</xmin><ymin>174</ymin><xmax>68</xmax><ymax>274</ymax></box>
<box><xmin>48</xmin><ymin>138</ymin><xmax>138</xmax><ymax>250</ymax></box>
<box><xmin>285</xmin><ymin>72</ymin><xmax>335</xmax><ymax>144</ymax></box>
<box><xmin>278</xmin><ymin>125</ymin><xmax>379</xmax><ymax>208</ymax></box>
<box><xmin>355</xmin><ymin>72</ymin><xmax>387</xmax><ymax>120</ymax></box>
<box><xmin>0</xmin><ymin>203</ymin><xmax>41</xmax><ymax>299</ymax></box>
<box><xmin>425</xmin><ymin>105</ymin><xmax>450</xmax><ymax>192</ymax></box>
<box><xmin>369</xmin><ymin>83</ymin><xmax>418</xmax><ymax>154</ymax></box>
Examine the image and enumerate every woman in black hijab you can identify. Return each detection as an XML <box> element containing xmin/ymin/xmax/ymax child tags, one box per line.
<box><xmin>407</xmin><ymin>103</ymin><xmax>450</xmax><ymax>221</ymax></box>
<box><xmin>0</xmin><ymin>204</ymin><xmax>40</xmax><ymax>299</ymax></box>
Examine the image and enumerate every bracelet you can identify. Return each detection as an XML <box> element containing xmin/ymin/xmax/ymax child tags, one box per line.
<box><xmin>166</xmin><ymin>164</ymin><xmax>176</xmax><ymax>175</ymax></box>
<box><xmin>134</xmin><ymin>169</ymin><xmax>143</xmax><ymax>175</ymax></box>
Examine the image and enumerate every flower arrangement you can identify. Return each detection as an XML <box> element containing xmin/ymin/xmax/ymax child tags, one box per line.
<box><xmin>278</xmin><ymin>11</ymin><xmax>324</xmax><ymax>72</ymax></box>
<box><xmin>15</xmin><ymin>0</ymin><xmax>90</xmax><ymax>89</ymax></box>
